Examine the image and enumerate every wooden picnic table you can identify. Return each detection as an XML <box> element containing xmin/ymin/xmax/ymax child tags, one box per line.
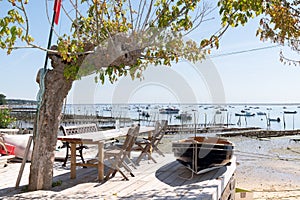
<box><xmin>57</xmin><ymin>126</ymin><xmax>155</xmax><ymax>181</ymax></box>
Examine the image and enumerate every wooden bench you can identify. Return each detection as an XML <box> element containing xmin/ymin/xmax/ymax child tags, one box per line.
<box><xmin>59</xmin><ymin>124</ymin><xmax>98</xmax><ymax>167</ymax></box>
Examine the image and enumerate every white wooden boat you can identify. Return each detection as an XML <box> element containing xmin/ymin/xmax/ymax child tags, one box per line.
<box><xmin>2</xmin><ymin>134</ymin><xmax>66</xmax><ymax>161</ymax></box>
<box><xmin>172</xmin><ymin>136</ymin><xmax>234</xmax><ymax>173</ymax></box>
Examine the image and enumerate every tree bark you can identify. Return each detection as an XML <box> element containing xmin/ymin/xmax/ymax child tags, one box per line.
<box><xmin>27</xmin><ymin>39</ymin><xmax>136</xmax><ymax>190</ymax></box>
<box><xmin>28</xmin><ymin>62</ymin><xmax>73</xmax><ymax>190</ymax></box>
<box><xmin>28</xmin><ymin>43</ymin><xmax>93</xmax><ymax>190</ymax></box>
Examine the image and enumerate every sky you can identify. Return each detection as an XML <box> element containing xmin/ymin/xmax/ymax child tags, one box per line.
<box><xmin>0</xmin><ymin>1</ymin><xmax>299</xmax><ymax>104</ymax></box>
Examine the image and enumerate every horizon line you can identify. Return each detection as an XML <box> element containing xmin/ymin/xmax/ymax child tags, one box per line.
<box><xmin>6</xmin><ymin>99</ymin><xmax>300</xmax><ymax>106</ymax></box>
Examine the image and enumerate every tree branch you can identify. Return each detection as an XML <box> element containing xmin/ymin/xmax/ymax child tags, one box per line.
<box><xmin>141</xmin><ymin>0</ymin><xmax>155</xmax><ymax>30</ymax></box>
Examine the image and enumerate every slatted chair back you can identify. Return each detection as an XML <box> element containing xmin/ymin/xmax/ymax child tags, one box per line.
<box><xmin>112</xmin><ymin>125</ymin><xmax>140</xmax><ymax>163</ymax></box>
<box><xmin>104</xmin><ymin>125</ymin><xmax>140</xmax><ymax>181</ymax></box>
<box><xmin>151</xmin><ymin>120</ymin><xmax>168</xmax><ymax>149</ymax></box>
<box><xmin>135</xmin><ymin>120</ymin><xmax>167</xmax><ymax>165</ymax></box>
<box><xmin>125</xmin><ymin>125</ymin><xmax>140</xmax><ymax>153</ymax></box>
<box><xmin>118</xmin><ymin>126</ymin><xmax>135</xmax><ymax>153</ymax></box>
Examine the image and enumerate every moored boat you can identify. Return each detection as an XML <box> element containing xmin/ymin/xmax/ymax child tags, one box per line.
<box><xmin>235</xmin><ymin>112</ymin><xmax>255</xmax><ymax>117</ymax></box>
<box><xmin>257</xmin><ymin>111</ymin><xmax>266</xmax><ymax>116</ymax></box>
<box><xmin>159</xmin><ymin>107</ymin><xmax>180</xmax><ymax>114</ymax></box>
<box><xmin>283</xmin><ymin>110</ymin><xmax>297</xmax><ymax>114</ymax></box>
<box><xmin>268</xmin><ymin>117</ymin><xmax>280</xmax><ymax>122</ymax></box>
<box><xmin>172</xmin><ymin>136</ymin><xmax>234</xmax><ymax>173</ymax></box>
<box><xmin>174</xmin><ymin>112</ymin><xmax>192</xmax><ymax>121</ymax></box>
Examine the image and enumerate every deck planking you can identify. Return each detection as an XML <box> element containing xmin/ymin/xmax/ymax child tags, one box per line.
<box><xmin>0</xmin><ymin>153</ymin><xmax>236</xmax><ymax>200</ymax></box>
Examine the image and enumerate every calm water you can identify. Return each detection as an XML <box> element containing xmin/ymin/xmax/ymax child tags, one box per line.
<box><xmin>60</xmin><ymin>104</ymin><xmax>300</xmax><ymax>131</ymax></box>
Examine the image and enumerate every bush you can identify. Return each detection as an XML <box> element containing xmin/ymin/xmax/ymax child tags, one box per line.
<box><xmin>0</xmin><ymin>109</ymin><xmax>16</xmax><ymax>128</ymax></box>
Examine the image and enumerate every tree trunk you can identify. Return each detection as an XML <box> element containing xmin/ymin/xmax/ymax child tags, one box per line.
<box><xmin>28</xmin><ymin>44</ymin><xmax>94</xmax><ymax>191</ymax></box>
<box><xmin>28</xmin><ymin>65</ymin><xmax>73</xmax><ymax>190</ymax></box>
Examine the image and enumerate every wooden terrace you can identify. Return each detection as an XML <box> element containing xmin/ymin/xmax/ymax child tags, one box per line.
<box><xmin>0</xmin><ymin>152</ymin><xmax>236</xmax><ymax>200</ymax></box>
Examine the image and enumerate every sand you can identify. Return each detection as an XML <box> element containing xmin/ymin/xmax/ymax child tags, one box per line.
<box><xmin>231</xmin><ymin>136</ymin><xmax>300</xmax><ymax>200</ymax></box>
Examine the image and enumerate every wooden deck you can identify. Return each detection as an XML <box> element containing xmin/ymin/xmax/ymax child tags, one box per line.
<box><xmin>0</xmin><ymin>153</ymin><xmax>236</xmax><ymax>199</ymax></box>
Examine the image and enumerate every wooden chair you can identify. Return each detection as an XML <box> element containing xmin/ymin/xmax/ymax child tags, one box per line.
<box><xmin>135</xmin><ymin>120</ymin><xmax>167</xmax><ymax>165</ymax></box>
<box><xmin>104</xmin><ymin>125</ymin><xmax>140</xmax><ymax>181</ymax></box>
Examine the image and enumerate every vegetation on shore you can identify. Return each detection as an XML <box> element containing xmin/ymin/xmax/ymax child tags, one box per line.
<box><xmin>0</xmin><ymin>109</ymin><xmax>16</xmax><ymax>128</ymax></box>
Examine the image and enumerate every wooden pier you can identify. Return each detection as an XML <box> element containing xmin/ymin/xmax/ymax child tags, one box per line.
<box><xmin>218</xmin><ymin>129</ymin><xmax>300</xmax><ymax>138</ymax></box>
<box><xmin>166</xmin><ymin>124</ymin><xmax>260</xmax><ymax>134</ymax></box>
<box><xmin>0</xmin><ymin>153</ymin><xmax>236</xmax><ymax>199</ymax></box>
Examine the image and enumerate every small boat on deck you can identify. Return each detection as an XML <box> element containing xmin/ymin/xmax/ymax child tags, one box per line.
<box><xmin>172</xmin><ymin>136</ymin><xmax>234</xmax><ymax>174</ymax></box>
<box><xmin>2</xmin><ymin>134</ymin><xmax>66</xmax><ymax>161</ymax></box>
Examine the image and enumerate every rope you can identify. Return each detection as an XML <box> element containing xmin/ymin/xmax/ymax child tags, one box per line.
<box><xmin>61</xmin><ymin>96</ymin><xmax>67</xmax><ymax>121</ymax></box>
<box><xmin>36</xmin><ymin>68</ymin><xmax>47</xmax><ymax>109</ymax></box>
<box><xmin>34</xmin><ymin>68</ymin><xmax>48</xmax><ymax>139</ymax></box>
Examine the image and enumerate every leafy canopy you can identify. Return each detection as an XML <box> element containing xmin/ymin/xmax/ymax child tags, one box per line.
<box><xmin>0</xmin><ymin>0</ymin><xmax>226</xmax><ymax>82</ymax></box>
<box><xmin>218</xmin><ymin>0</ymin><xmax>300</xmax><ymax>65</ymax></box>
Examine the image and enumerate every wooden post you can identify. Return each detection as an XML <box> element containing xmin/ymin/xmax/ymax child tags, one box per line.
<box><xmin>226</xmin><ymin>112</ymin><xmax>229</xmax><ymax>127</ymax></box>
<box><xmin>16</xmin><ymin>135</ymin><xmax>33</xmax><ymax>188</ymax></box>
<box><xmin>194</xmin><ymin>112</ymin><xmax>197</xmax><ymax>136</ymax></box>
<box><xmin>283</xmin><ymin>113</ymin><xmax>286</xmax><ymax>129</ymax></box>
<box><xmin>204</xmin><ymin>113</ymin><xmax>207</xmax><ymax>128</ymax></box>
<box><xmin>293</xmin><ymin>114</ymin><xmax>295</xmax><ymax>130</ymax></box>
<box><xmin>70</xmin><ymin>143</ymin><xmax>76</xmax><ymax>179</ymax></box>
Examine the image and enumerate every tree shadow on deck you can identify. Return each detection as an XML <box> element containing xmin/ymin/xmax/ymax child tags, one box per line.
<box><xmin>0</xmin><ymin>161</ymin><xmax>108</xmax><ymax>199</ymax></box>
<box><xmin>121</xmin><ymin>161</ymin><xmax>228</xmax><ymax>199</ymax></box>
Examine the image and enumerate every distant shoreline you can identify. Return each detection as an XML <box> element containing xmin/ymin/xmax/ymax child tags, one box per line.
<box><xmin>5</xmin><ymin>99</ymin><xmax>300</xmax><ymax>106</ymax></box>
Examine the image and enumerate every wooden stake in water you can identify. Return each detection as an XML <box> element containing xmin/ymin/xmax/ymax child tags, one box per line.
<box><xmin>267</xmin><ymin>112</ymin><xmax>270</xmax><ymax>128</ymax></box>
<box><xmin>194</xmin><ymin>112</ymin><xmax>197</xmax><ymax>137</ymax></box>
<box><xmin>204</xmin><ymin>113</ymin><xmax>207</xmax><ymax>128</ymax></box>
<box><xmin>283</xmin><ymin>113</ymin><xmax>286</xmax><ymax>130</ymax></box>
<box><xmin>237</xmin><ymin>116</ymin><xmax>241</xmax><ymax>126</ymax></box>
<box><xmin>293</xmin><ymin>114</ymin><xmax>295</xmax><ymax>130</ymax></box>
<box><xmin>226</xmin><ymin>112</ymin><xmax>229</xmax><ymax>127</ymax></box>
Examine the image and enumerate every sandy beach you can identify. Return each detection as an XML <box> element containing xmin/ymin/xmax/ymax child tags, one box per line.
<box><xmin>231</xmin><ymin>136</ymin><xmax>300</xmax><ymax>200</ymax></box>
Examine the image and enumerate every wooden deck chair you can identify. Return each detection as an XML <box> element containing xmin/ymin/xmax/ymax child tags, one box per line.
<box><xmin>135</xmin><ymin>120</ymin><xmax>167</xmax><ymax>165</ymax></box>
<box><xmin>104</xmin><ymin>125</ymin><xmax>140</xmax><ymax>181</ymax></box>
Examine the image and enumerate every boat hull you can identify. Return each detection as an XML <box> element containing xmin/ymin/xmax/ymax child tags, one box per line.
<box><xmin>172</xmin><ymin>136</ymin><xmax>234</xmax><ymax>173</ymax></box>
<box><xmin>159</xmin><ymin>108</ymin><xmax>179</xmax><ymax>114</ymax></box>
